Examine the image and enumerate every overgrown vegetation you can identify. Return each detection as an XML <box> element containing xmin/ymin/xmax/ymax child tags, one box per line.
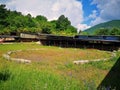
<box><xmin>0</xmin><ymin>43</ymin><xmax>119</xmax><ymax>89</ymax></box>
<box><xmin>0</xmin><ymin>67</ymin><xmax>11</xmax><ymax>82</ymax></box>
<box><xmin>11</xmin><ymin>48</ymin><xmax>111</xmax><ymax>62</ymax></box>
<box><xmin>95</xmin><ymin>28</ymin><xmax>120</xmax><ymax>35</ymax></box>
<box><xmin>0</xmin><ymin>4</ymin><xmax>77</xmax><ymax>36</ymax></box>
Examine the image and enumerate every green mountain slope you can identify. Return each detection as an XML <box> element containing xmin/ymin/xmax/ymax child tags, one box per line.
<box><xmin>83</xmin><ymin>20</ymin><xmax>120</xmax><ymax>35</ymax></box>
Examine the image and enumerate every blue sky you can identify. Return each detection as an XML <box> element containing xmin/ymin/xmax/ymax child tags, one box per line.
<box><xmin>81</xmin><ymin>0</ymin><xmax>98</xmax><ymax>24</ymax></box>
<box><xmin>81</xmin><ymin>0</ymin><xmax>97</xmax><ymax>17</ymax></box>
<box><xmin>0</xmin><ymin>0</ymin><xmax>120</xmax><ymax>31</ymax></box>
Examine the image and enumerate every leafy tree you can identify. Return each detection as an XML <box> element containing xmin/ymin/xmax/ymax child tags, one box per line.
<box><xmin>0</xmin><ymin>4</ymin><xmax>77</xmax><ymax>36</ymax></box>
<box><xmin>41</xmin><ymin>27</ymin><xmax>51</xmax><ymax>34</ymax></box>
<box><xmin>41</xmin><ymin>22</ymin><xmax>53</xmax><ymax>34</ymax></box>
<box><xmin>56</xmin><ymin>15</ymin><xmax>71</xmax><ymax>30</ymax></box>
<box><xmin>67</xmin><ymin>25</ymin><xmax>77</xmax><ymax>33</ymax></box>
<box><xmin>25</xmin><ymin>15</ymin><xmax>36</xmax><ymax>27</ymax></box>
<box><xmin>110</xmin><ymin>28</ymin><xmax>120</xmax><ymax>35</ymax></box>
<box><xmin>94</xmin><ymin>28</ymin><xmax>120</xmax><ymax>35</ymax></box>
<box><xmin>35</xmin><ymin>15</ymin><xmax>47</xmax><ymax>22</ymax></box>
<box><xmin>95</xmin><ymin>28</ymin><xmax>110</xmax><ymax>35</ymax></box>
<box><xmin>50</xmin><ymin>20</ymin><xmax>57</xmax><ymax>29</ymax></box>
<box><xmin>0</xmin><ymin>4</ymin><xmax>8</xmax><ymax>27</ymax></box>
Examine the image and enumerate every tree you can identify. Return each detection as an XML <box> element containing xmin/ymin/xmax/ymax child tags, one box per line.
<box><xmin>0</xmin><ymin>4</ymin><xmax>8</xmax><ymax>27</ymax></box>
<box><xmin>41</xmin><ymin>27</ymin><xmax>51</xmax><ymax>34</ymax></box>
<box><xmin>78</xmin><ymin>30</ymin><xmax>82</xmax><ymax>34</ymax></box>
<box><xmin>56</xmin><ymin>15</ymin><xmax>71</xmax><ymax>30</ymax></box>
<box><xmin>0</xmin><ymin>4</ymin><xmax>77</xmax><ymax>36</ymax></box>
<box><xmin>25</xmin><ymin>15</ymin><xmax>36</xmax><ymax>27</ymax></box>
<box><xmin>66</xmin><ymin>26</ymin><xmax>77</xmax><ymax>33</ymax></box>
<box><xmin>35</xmin><ymin>15</ymin><xmax>47</xmax><ymax>22</ymax></box>
<box><xmin>41</xmin><ymin>22</ymin><xmax>53</xmax><ymax>34</ymax></box>
<box><xmin>95</xmin><ymin>28</ymin><xmax>110</xmax><ymax>35</ymax></box>
<box><xmin>110</xmin><ymin>28</ymin><xmax>120</xmax><ymax>35</ymax></box>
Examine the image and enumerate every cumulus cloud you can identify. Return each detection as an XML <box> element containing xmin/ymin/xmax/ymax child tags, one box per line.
<box><xmin>77</xmin><ymin>24</ymin><xmax>91</xmax><ymax>31</ymax></box>
<box><xmin>88</xmin><ymin>10</ymin><xmax>97</xmax><ymax>19</ymax></box>
<box><xmin>91</xmin><ymin>0</ymin><xmax>120</xmax><ymax>25</ymax></box>
<box><xmin>2</xmin><ymin>0</ymin><xmax>86</xmax><ymax>30</ymax></box>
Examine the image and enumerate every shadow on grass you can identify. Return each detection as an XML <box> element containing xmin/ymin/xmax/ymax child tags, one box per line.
<box><xmin>97</xmin><ymin>57</ymin><xmax>120</xmax><ymax>90</ymax></box>
<box><xmin>0</xmin><ymin>68</ymin><xmax>11</xmax><ymax>82</ymax></box>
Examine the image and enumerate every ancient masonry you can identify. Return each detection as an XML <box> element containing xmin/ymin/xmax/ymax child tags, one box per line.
<box><xmin>3</xmin><ymin>49</ymin><xmax>118</xmax><ymax>64</ymax></box>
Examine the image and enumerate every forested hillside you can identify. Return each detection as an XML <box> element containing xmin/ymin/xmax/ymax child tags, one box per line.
<box><xmin>82</xmin><ymin>20</ymin><xmax>120</xmax><ymax>35</ymax></box>
<box><xmin>0</xmin><ymin>4</ymin><xmax>77</xmax><ymax>36</ymax></box>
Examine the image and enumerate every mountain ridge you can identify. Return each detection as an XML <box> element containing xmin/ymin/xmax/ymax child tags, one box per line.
<box><xmin>83</xmin><ymin>20</ymin><xmax>120</xmax><ymax>35</ymax></box>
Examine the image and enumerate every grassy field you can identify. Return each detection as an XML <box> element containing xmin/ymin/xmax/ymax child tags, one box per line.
<box><xmin>0</xmin><ymin>43</ymin><xmax>119</xmax><ymax>90</ymax></box>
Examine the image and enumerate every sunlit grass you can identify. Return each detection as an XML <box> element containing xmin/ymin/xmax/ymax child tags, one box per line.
<box><xmin>10</xmin><ymin>46</ymin><xmax>111</xmax><ymax>62</ymax></box>
<box><xmin>0</xmin><ymin>42</ymin><xmax>119</xmax><ymax>90</ymax></box>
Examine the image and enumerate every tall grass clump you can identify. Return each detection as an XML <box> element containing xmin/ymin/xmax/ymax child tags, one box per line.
<box><xmin>0</xmin><ymin>67</ymin><xmax>11</xmax><ymax>82</ymax></box>
<box><xmin>0</xmin><ymin>66</ymin><xmax>83</xmax><ymax>90</ymax></box>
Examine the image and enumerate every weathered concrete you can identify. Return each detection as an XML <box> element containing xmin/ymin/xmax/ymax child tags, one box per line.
<box><xmin>3</xmin><ymin>48</ymin><xmax>118</xmax><ymax>64</ymax></box>
<box><xmin>73</xmin><ymin>51</ymin><xmax>117</xmax><ymax>64</ymax></box>
<box><xmin>3</xmin><ymin>50</ymin><xmax>31</xmax><ymax>63</ymax></box>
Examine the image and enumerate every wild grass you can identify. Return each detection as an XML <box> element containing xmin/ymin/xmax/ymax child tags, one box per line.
<box><xmin>10</xmin><ymin>46</ymin><xmax>111</xmax><ymax>62</ymax></box>
<box><xmin>0</xmin><ymin>42</ymin><xmax>119</xmax><ymax>90</ymax></box>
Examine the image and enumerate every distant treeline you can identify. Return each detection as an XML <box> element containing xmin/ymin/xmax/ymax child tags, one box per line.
<box><xmin>0</xmin><ymin>4</ymin><xmax>77</xmax><ymax>36</ymax></box>
<box><xmin>95</xmin><ymin>28</ymin><xmax>120</xmax><ymax>35</ymax></box>
<box><xmin>81</xmin><ymin>28</ymin><xmax>120</xmax><ymax>35</ymax></box>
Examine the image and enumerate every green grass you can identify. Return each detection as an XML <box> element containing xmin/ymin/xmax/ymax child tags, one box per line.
<box><xmin>10</xmin><ymin>46</ymin><xmax>111</xmax><ymax>62</ymax></box>
<box><xmin>0</xmin><ymin>61</ymin><xmax>83</xmax><ymax>90</ymax></box>
<box><xmin>0</xmin><ymin>67</ymin><xmax>81</xmax><ymax>90</ymax></box>
<box><xmin>0</xmin><ymin>42</ymin><xmax>119</xmax><ymax>90</ymax></box>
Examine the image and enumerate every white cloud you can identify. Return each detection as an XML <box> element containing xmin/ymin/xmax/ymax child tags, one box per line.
<box><xmin>4</xmin><ymin>0</ymin><xmax>84</xmax><ymax>29</ymax></box>
<box><xmin>91</xmin><ymin>0</ymin><xmax>120</xmax><ymax>25</ymax></box>
<box><xmin>90</xmin><ymin>17</ymin><xmax>105</xmax><ymax>26</ymax></box>
<box><xmin>88</xmin><ymin>10</ymin><xmax>97</xmax><ymax>19</ymax></box>
<box><xmin>77</xmin><ymin>24</ymin><xmax>91</xmax><ymax>31</ymax></box>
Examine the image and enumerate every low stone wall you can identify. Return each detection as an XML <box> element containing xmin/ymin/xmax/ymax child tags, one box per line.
<box><xmin>73</xmin><ymin>51</ymin><xmax>117</xmax><ymax>64</ymax></box>
<box><xmin>3</xmin><ymin>50</ymin><xmax>31</xmax><ymax>63</ymax></box>
<box><xmin>3</xmin><ymin>49</ymin><xmax>118</xmax><ymax>64</ymax></box>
